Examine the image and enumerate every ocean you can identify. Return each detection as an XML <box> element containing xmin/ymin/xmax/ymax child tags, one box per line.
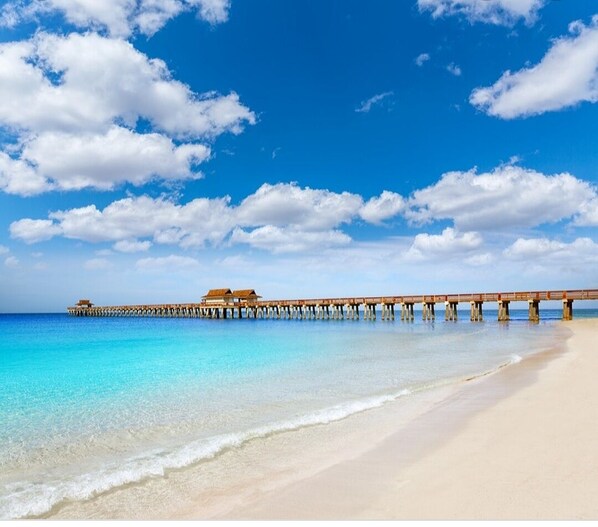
<box><xmin>0</xmin><ymin>310</ymin><xmax>593</xmax><ymax>519</ymax></box>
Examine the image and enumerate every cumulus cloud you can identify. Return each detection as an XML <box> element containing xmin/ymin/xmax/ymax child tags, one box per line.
<box><xmin>9</xmin><ymin>127</ymin><xmax>209</xmax><ymax>194</ymax></box>
<box><xmin>415</xmin><ymin>53</ymin><xmax>430</xmax><ymax>66</ymax></box>
<box><xmin>504</xmin><ymin>237</ymin><xmax>598</xmax><ymax>264</ymax></box>
<box><xmin>9</xmin><ymin>172</ymin><xmax>598</xmax><ymax>256</ymax></box>
<box><xmin>0</xmin><ymin>245</ymin><xmax>9</xmax><ymax>255</ymax></box>
<box><xmin>0</xmin><ymin>32</ymin><xmax>254</xmax><ymax>195</ymax></box>
<box><xmin>405</xmin><ymin>227</ymin><xmax>483</xmax><ymax>261</ymax></box>
<box><xmin>236</xmin><ymin>183</ymin><xmax>364</xmax><ymax>231</ymax></box>
<box><xmin>418</xmin><ymin>0</ymin><xmax>544</xmax><ymax>26</ymax></box>
<box><xmin>407</xmin><ymin>164</ymin><xmax>597</xmax><ymax>231</ymax></box>
<box><xmin>470</xmin><ymin>16</ymin><xmax>598</xmax><ymax>118</ymax></box>
<box><xmin>575</xmin><ymin>198</ymin><xmax>598</xmax><ymax>226</ymax></box>
<box><xmin>9</xmin><ymin>183</ymin><xmax>403</xmax><ymax>253</ymax></box>
<box><xmin>113</xmin><ymin>239</ymin><xmax>152</xmax><ymax>253</ymax></box>
<box><xmin>9</xmin><ymin>219</ymin><xmax>62</xmax><ymax>243</ymax></box>
<box><xmin>0</xmin><ymin>152</ymin><xmax>50</xmax><ymax>195</ymax></box>
<box><xmin>0</xmin><ymin>33</ymin><xmax>254</xmax><ymax>138</ymax></box>
<box><xmin>0</xmin><ymin>0</ymin><xmax>231</xmax><ymax>37</ymax></box>
<box><xmin>136</xmin><ymin>254</ymin><xmax>200</xmax><ymax>270</ymax></box>
<box><xmin>230</xmin><ymin>226</ymin><xmax>351</xmax><ymax>254</ymax></box>
<box><xmin>355</xmin><ymin>91</ymin><xmax>394</xmax><ymax>113</ymax></box>
<box><xmin>359</xmin><ymin>191</ymin><xmax>405</xmax><ymax>224</ymax></box>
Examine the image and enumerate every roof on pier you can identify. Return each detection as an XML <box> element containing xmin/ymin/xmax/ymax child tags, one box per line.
<box><xmin>202</xmin><ymin>288</ymin><xmax>233</xmax><ymax>298</ymax></box>
<box><xmin>76</xmin><ymin>299</ymin><xmax>93</xmax><ymax>306</ymax></box>
<box><xmin>232</xmin><ymin>289</ymin><xmax>261</xmax><ymax>298</ymax></box>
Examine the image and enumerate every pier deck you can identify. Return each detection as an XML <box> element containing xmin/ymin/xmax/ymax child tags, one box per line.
<box><xmin>67</xmin><ymin>289</ymin><xmax>598</xmax><ymax>322</ymax></box>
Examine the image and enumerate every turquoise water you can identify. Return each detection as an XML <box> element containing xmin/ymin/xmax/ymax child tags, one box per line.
<box><xmin>0</xmin><ymin>311</ymin><xmax>592</xmax><ymax>518</ymax></box>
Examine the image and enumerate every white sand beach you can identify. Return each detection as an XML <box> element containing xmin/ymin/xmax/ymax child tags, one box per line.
<box><xmin>212</xmin><ymin>318</ymin><xmax>598</xmax><ymax>520</ymax></box>
<box><xmin>47</xmin><ymin>319</ymin><xmax>597</xmax><ymax>520</ymax></box>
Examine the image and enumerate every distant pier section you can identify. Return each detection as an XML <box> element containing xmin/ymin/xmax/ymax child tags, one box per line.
<box><xmin>67</xmin><ymin>288</ymin><xmax>597</xmax><ymax>322</ymax></box>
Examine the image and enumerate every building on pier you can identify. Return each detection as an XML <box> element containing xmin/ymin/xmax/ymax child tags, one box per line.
<box><xmin>76</xmin><ymin>299</ymin><xmax>93</xmax><ymax>308</ymax></box>
<box><xmin>202</xmin><ymin>288</ymin><xmax>235</xmax><ymax>305</ymax></box>
<box><xmin>232</xmin><ymin>289</ymin><xmax>261</xmax><ymax>304</ymax></box>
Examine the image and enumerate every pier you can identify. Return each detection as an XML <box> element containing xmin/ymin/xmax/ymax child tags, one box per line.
<box><xmin>67</xmin><ymin>289</ymin><xmax>598</xmax><ymax>322</ymax></box>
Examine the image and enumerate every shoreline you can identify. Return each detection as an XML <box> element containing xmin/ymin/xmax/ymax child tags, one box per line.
<box><xmin>212</xmin><ymin>318</ymin><xmax>598</xmax><ymax>520</ymax></box>
<box><xmin>41</xmin><ymin>319</ymin><xmax>595</xmax><ymax>520</ymax></box>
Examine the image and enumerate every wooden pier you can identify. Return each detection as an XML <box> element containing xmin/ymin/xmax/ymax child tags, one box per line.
<box><xmin>67</xmin><ymin>289</ymin><xmax>598</xmax><ymax>322</ymax></box>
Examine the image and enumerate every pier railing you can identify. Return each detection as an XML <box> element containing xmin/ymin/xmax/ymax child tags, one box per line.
<box><xmin>67</xmin><ymin>289</ymin><xmax>598</xmax><ymax>322</ymax></box>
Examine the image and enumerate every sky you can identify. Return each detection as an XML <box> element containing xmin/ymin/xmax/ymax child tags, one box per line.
<box><xmin>0</xmin><ymin>0</ymin><xmax>597</xmax><ymax>312</ymax></box>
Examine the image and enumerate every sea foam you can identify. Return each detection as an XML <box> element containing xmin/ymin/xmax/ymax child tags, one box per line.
<box><xmin>0</xmin><ymin>389</ymin><xmax>411</xmax><ymax>519</ymax></box>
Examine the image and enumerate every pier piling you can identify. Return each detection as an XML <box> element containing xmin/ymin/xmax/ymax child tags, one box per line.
<box><xmin>470</xmin><ymin>301</ymin><xmax>483</xmax><ymax>322</ymax></box>
<box><xmin>498</xmin><ymin>300</ymin><xmax>510</xmax><ymax>322</ymax></box>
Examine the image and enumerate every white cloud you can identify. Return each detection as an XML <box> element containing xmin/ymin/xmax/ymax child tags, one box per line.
<box><xmin>504</xmin><ymin>237</ymin><xmax>598</xmax><ymax>264</ymax></box>
<box><xmin>13</xmin><ymin>127</ymin><xmax>209</xmax><ymax>193</ymax></box>
<box><xmin>0</xmin><ymin>0</ymin><xmax>231</xmax><ymax>37</ymax></box>
<box><xmin>446</xmin><ymin>63</ymin><xmax>462</xmax><ymax>76</ymax></box>
<box><xmin>470</xmin><ymin>16</ymin><xmax>598</xmax><ymax>118</ymax></box>
<box><xmin>415</xmin><ymin>53</ymin><xmax>430</xmax><ymax>67</ymax></box>
<box><xmin>355</xmin><ymin>91</ymin><xmax>394</xmax><ymax>113</ymax></box>
<box><xmin>0</xmin><ymin>32</ymin><xmax>253</xmax><ymax>195</ymax></box>
<box><xmin>237</xmin><ymin>183</ymin><xmax>364</xmax><ymax>231</ymax></box>
<box><xmin>4</xmin><ymin>255</ymin><xmax>19</xmax><ymax>268</ymax></box>
<box><xmin>230</xmin><ymin>226</ymin><xmax>351</xmax><ymax>254</ymax></box>
<box><xmin>0</xmin><ymin>33</ymin><xmax>254</xmax><ymax>138</ymax></box>
<box><xmin>113</xmin><ymin>239</ymin><xmax>152</xmax><ymax>253</ymax></box>
<box><xmin>84</xmin><ymin>258</ymin><xmax>113</xmax><ymax>270</ymax></box>
<box><xmin>406</xmin><ymin>227</ymin><xmax>483</xmax><ymax>261</ymax></box>
<box><xmin>359</xmin><ymin>191</ymin><xmax>405</xmax><ymax>224</ymax></box>
<box><xmin>418</xmin><ymin>0</ymin><xmax>544</xmax><ymax>26</ymax></box>
<box><xmin>191</xmin><ymin>0</ymin><xmax>230</xmax><ymax>25</ymax></box>
<box><xmin>10</xmin><ymin>219</ymin><xmax>62</xmax><ymax>244</ymax></box>
<box><xmin>407</xmin><ymin>164</ymin><xmax>597</xmax><ymax>231</ymax></box>
<box><xmin>575</xmin><ymin>198</ymin><xmax>598</xmax><ymax>226</ymax></box>
<box><xmin>0</xmin><ymin>245</ymin><xmax>9</xmax><ymax>255</ymax></box>
<box><xmin>136</xmin><ymin>254</ymin><xmax>200</xmax><ymax>270</ymax></box>
<box><xmin>48</xmin><ymin>195</ymin><xmax>235</xmax><ymax>247</ymax></box>
<box><xmin>9</xmin><ymin>183</ymin><xmax>398</xmax><ymax>253</ymax></box>
<box><xmin>0</xmin><ymin>152</ymin><xmax>51</xmax><ymax>196</ymax></box>
<box><xmin>9</xmin><ymin>173</ymin><xmax>598</xmax><ymax>259</ymax></box>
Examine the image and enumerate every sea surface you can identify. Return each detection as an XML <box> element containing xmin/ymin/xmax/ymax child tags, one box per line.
<box><xmin>1</xmin><ymin>309</ymin><xmax>594</xmax><ymax>519</ymax></box>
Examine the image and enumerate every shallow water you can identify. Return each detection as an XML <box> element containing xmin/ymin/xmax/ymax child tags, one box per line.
<box><xmin>0</xmin><ymin>310</ymin><xmax>591</xmax><ymax>519</ymax></box>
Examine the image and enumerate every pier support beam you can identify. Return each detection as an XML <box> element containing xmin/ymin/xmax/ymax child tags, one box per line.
<box><xmin>346</xmin><ymin>304</ymin><xmax>359</xmax><ymax>320</ymax></box>
<box><xmin>562</xmin><ymin>299</ymin><xmax>573</xmax><ymax>321</ymax></box>
<box><xmin>364</xmin><ymin>304</ymin><xmax>377</xmax><ymax>320</ymax></box>
<box><xmin>401</xmin><ymin>302</ymin><xmax>414</xmax><ymax>322</ymax></box>
<box><xmin>470</xmin><ymin>301</ymin><xmax>483</xmax><ymax>322</ymax></box>
<box><xmin>528</xmin><ymin>299</ymin><xmax>540</xmax><ymax>322</ymax></box>
<box><xmin>498</xmin><ymin>300</ymin><xmax>510</xmax><ymax>322</ymax></box>
<box><xmin>444</xmin><ymin>301</ymin><xmax>458</xmax><ymax>321</ymax></box>
<box><xmin>422</xmin><ymin>302</ymin><xmax>435</xmax><ymax>321</ymax></box>
<box><xmin>382</xmin><ymin>303</ymin><xmax>395</xmax><ymax>321</ymax></box>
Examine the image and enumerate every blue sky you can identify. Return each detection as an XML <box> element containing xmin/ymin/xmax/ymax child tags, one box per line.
<box><xmin>0</xmin><ymin>0</ymin><xmax>597</xmax><ymax>312</ymax></box>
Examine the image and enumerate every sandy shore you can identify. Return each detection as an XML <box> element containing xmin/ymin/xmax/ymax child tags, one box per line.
<box><xmin>47</xmin><ymin>319</ymin><xmax>597</xmax><ymax>520</ymax></box>
<box><xmin>213</xmin><ymin>318</ymin><xmax>598</xmax><ymax>520</ymax></box>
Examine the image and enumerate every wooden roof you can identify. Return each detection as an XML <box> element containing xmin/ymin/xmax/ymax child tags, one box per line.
<box><xmin>202</xmin><ymin>288</ymin><xmax>233</xmax><ymax>298</ymax></box>
<box><xmin>232</xmin><ymin>289</ymin><xmax>261</xmax><ymax>298</ymax></box>
<box><xmin>77</xmin><ymin>299</ymin><xmax>93</xmax><ymax>305</ymax></box>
